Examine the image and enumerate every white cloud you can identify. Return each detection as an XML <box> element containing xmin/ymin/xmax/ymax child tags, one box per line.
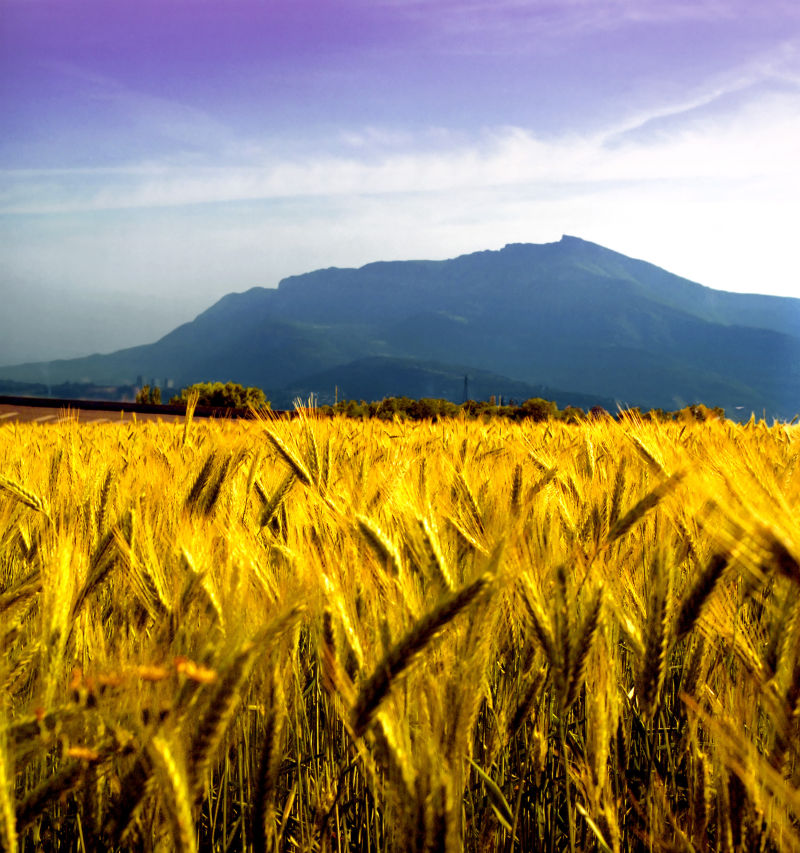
<box><xmin>2</xmin><ymin>77</ymin><xmax>799</xmax><ymax>305</ymax></box>
<box><xmin>3</xmin><ymin>78</ymin><xmax>799</xmax><ymax>214</ymax></box>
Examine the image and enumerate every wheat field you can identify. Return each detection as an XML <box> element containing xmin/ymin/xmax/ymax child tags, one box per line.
<box><xmin>0</xmin><ymin>408</ymin><xmax>798</xmax><ymax>852</ymax></box>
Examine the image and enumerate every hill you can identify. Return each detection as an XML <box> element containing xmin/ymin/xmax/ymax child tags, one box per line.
<box><xmin>2</xmin><ymin>236</ymin><xmax>798</xmax><ymax>417</ymax></box>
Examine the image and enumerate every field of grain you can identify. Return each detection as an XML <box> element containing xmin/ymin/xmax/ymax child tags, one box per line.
<box><xmin>0</xmin><ymin>408</ymin><xmax>798</xmax><ymax>852</ymax></box>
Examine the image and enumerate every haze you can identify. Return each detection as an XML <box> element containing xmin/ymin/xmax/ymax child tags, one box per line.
<box><xmin>2</xmin><ymin>0</ymin><xmax>799</xmax><ymax>365</ymax></box>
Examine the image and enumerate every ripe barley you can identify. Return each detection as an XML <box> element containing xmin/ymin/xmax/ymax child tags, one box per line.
<box><xmin>1</xmin><ymin>411</ymin><xmax>798</xmax><ymax>851</ymax></box>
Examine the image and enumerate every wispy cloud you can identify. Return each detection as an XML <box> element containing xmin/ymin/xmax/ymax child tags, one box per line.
<box><xmin>370</xmin><ymin>0</ymin><xmax>800</xmax><ymax>47</ymax></box>
<box><xmin>3</xmin><ymin>73</ymin><xmax>798</xmax><ymax>216</ymax></box>
<box><xmin>34</xmin><ymin>61</ymin><xmax>236</xmax><ymax>157</ymax></box>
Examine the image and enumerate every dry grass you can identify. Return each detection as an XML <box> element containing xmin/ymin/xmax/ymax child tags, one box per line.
<box><xmin>0</xmin><ymin>409</ymin><xmax>798</xmax><ymax>851</ymax></box>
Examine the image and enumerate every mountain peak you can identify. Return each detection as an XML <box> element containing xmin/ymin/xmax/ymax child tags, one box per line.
<box><xmin>501</xmin><ymin>234</ymin><xmax>595</xmax><ymax>252</ymax></box>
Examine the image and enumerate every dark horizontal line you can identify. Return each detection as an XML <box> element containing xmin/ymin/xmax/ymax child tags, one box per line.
<box><xmin>0</xmin><ymin>395</ymin><xmax>290</xmax><ymax>419</ymax></box>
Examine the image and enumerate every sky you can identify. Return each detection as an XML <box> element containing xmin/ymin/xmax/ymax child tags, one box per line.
<box><xmin>1</xmin><ymin>0</ymin><xmax>799</xmax><ymax>364</ymax></box>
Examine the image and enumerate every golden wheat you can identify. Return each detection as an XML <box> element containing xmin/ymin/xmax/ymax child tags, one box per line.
<box><xmin>0</xmin><ymin>412</ymin><xmax>797</xmax><ymax>850</ymax></box>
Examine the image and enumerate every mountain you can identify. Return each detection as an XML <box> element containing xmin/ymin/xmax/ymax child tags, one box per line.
<box><xmin>2</xmin><ymin>236</ymin><xmax>798</xmax><ymax>418</ymax></box>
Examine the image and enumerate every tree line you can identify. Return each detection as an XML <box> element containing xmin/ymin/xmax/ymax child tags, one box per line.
<box><xmin>140</xmin><ymin>381</ymin><xmax>726</xmax><ymax>422</ymax></box>
<box><xmin>315</xmin><ymin>396</ymin><xmax>726</xmax><ymax>422</ymax></box>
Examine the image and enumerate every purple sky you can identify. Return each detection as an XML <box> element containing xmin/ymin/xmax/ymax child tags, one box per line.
<box><xmin>1</xmin><ymin>0</ymin><xmax>799</xmax><ymax>363</ymax></box>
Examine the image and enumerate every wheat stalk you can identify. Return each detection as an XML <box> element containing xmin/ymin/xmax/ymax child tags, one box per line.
<box><xmin>150</xmin><ymin>736</ymin><xmax>197</xmax><ymax>853</ymax></box>
<box><xmin>0</xmin><ymin>715</ymin><xmax>17</xmax><ymax>853</ymax></box>
<box><xmin>181</xmin><ymin>388</ymin><xmax>199</xmax><ymax>447</ymax></box>
<box><xmin>251</xmin><ymin>671</ymin><xmax>286</xmax><ymax>852</ymax></box>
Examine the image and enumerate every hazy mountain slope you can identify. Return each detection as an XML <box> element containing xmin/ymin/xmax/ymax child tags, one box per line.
<box><xmin>2</xmin><ymin>236</ymin><xmax>798</xmax><ymax>417</ymax></box>
<box><xmin>0</xmin><ymin>312</ymin><xmax>388</xmax><ymax>389</ymax></box>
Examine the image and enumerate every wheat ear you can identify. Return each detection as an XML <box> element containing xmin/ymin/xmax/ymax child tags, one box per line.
<box><xmin>197</xmin><ymin>452</ymin><xmax>231</xmax><ymax>516</ymax></box>
<box><xmin>675</xmin><ymin>552</ymin><xmax>729</xmax><ymax>642</ymax></box>
<box><xmin>507</xmin><ymin>666</ymin><xmax>547</xmax><ymax>741</ymax></box>
<box><xmin>608</xmin><ymin>456</ymin><xmax>627</xmax><ymax>527</ymax></box>
<box><xmin>608</xmin><ymin>470</ymin><xmax>685</xmax><ymax>543</ymax></box>
<box><xmin>0</xmin><ymin>573</ymin><xmax>41</xmax><ymax>621</ymax></box>
<box><xmin>418</xmin><ymin>516</ymin><xmax>454</xmax><ymax>591</ymax></box>
<box><xmin>637</xmin><ymin>556</ymin><xmax>672</xmax><ymax>720</ymax></box>
<box><xmin>181</xmin><ymin>388</ymin><xmax>199</xmax><ymax>447</ymax></box>
<box><xmin>187</xmin><ymin>643</ymin><xmax>259</xmax><ymax>804</ymax></box>
<box><xmin>565</xmin><ymin>587</ymin><xmax>603</xmax><ymax>709</ymax></box>
<box><xmin>521</xmin><ymin>588</ymin><xmax>557</xmax><ymax>673</ymax></box>
<box><xmin>352</xmin><ymin>573</ymin><xmax>489</xmax><ymax>737</ymax></box>
<box><xmin>454</xmin><ymin>469</ymin><xmax>484</xmax><ymax>533</ymax></box>
<box><xmin>185</xmin><ymin>451</ymin><xmax>217</xmax><ymax>512</ymax></box>
<box><xmin>0</xmin><ymin>475</ymin><xmax>50</xmax><ymax>519</ymax></box>
<box><xmin>357</xmin><ymin>514</ymin><xmax>403</xmax><ymax>577</ymax></box>
<box><xmin>509</xmin><ymin>462</ymin><xmax>523</xmax><ymax>515</ymax></box>
<box><xmin>71</xmin><ymin>528</ymin><xmax>119</xmax><ymax>620</ymax></box>
<box><xmin>628</xmin><ymin>433</ymin><xmax>667</xmax><ymax>476</ymax></box>
<box><xmin>263</xmin><ymin>428</ymin><xmax>313</xmax><ymax>486</ymax></box>
<box><xmin>303</xmin><ymin>419</ymin><xmax>321</xmax><ymax>484</ymax></box>
<box><xmin>259</xmin><ymin>472</ymin><xmax>296</xmax><ymax>527</ymax></box>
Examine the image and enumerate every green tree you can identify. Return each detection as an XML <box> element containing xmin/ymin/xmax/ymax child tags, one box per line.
<box><xmin>170</xmin><ymin>382</ymin><xmax>269</xmax><ymax>409</ymax></box>
<box><xmin>136</xmin><ymin>384</ymin><xmax>161</xmax><ymax>405</ymax></box>
<box><xmin>561</xmin><ymin>405</ymin><xmax>585</xmax><ymax>423</ymax></box>
<box><xmin>516</xmin><ymin>397</ymin><xmax>558</xmax><ymax>422</ymax></box>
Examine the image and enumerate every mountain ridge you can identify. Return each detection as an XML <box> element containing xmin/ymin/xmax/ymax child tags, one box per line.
<box><xmin>2</xmin><ymin>236</ymin><xmax>798</xmax><ymax>418</ymax></box>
